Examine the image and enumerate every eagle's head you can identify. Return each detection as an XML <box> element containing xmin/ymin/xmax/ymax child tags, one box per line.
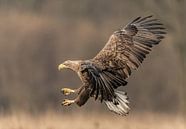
<box><xmin>58</xmin><ymin>60</ymin><xmax>82</xmax><ymax>72</ymax></box>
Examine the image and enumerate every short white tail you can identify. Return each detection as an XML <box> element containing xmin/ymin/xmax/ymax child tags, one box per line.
<box><xmin>104</xmin><ymin>90</ymin><xmax>130</xmax><ymax>116</ymax></box>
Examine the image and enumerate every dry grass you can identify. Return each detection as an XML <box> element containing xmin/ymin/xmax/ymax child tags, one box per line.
<box><xmin>0</xmin><ymin>111</ymin><xmax>185</xmax><ymax>129</ymax></box>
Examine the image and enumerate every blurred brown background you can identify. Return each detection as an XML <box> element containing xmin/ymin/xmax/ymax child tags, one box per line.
<box><xmin>0</xmin><ymin>0</ymin><xmax>185</xmax><ymax>116</ymax></box>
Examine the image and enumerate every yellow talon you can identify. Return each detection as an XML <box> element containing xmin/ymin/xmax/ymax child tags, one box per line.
<box><xmin>62</xmin><ymin>99</ymin><xmax>75</xmax><ymax>106</ymax></box>
<box><xmin>61</xmin><ymin>88</ymin><xmax>75</xmax><ymax>95</ymax></box>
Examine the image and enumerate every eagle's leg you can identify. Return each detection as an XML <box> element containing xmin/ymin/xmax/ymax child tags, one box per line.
<box><xmin>61</xmin><ymin>86</ymin><xmax>84</xmax><ymax>96</ymax></box>
<box><xmin>74</xmin><ymin>87</ymin><xmax>91</xmax><ymax>107</ymax></box>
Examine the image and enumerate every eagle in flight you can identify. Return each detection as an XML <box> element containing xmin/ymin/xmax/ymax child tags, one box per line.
<box><xmin>58</xmin><ymin>15</ymin><xmax>166</xmax><ymax>116</ymax></box>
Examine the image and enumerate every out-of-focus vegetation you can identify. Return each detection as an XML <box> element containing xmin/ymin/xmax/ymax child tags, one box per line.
<box><xmin>0</xmin><ymin>0</ymin><xmax>185</xmax><ymax>116</ymax></box>
<box><xmin>0</xmin><ymin>111</ymin><xmax>185</xmax><ymax>129</ymax></box>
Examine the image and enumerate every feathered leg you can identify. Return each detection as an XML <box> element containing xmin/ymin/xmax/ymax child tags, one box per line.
<box><xmin>74</xmin><ymin>87</ymin><xmax>91</xmax><ymax>107</ymax></box>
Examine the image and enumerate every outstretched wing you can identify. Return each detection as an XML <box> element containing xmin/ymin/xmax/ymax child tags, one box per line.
<box><xmin>84</xmin><ymin>16</ymin><xmax>166</xmax><ymax>115</ymax></box>
<box><xmin>93</xmin><ymin>15</ymin><xmax>166</xmax><ymax>79</ymax></box>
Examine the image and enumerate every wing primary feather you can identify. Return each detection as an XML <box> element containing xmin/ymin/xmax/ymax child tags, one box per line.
<box><xmin>86</xmin><ymin>67</ymin><xmax>101</xmax><ymax>100</ymax></box>
<box><xmin>104</xmin><ymin>71</ymin><xmax>128</xmax><ymax>88</ymax></box>
<box><xmin>134</xmin><ymin>38</ymin><xmax>153</xmax><ymax>47</ymax></box>
<box><xmin>97</xmin><ymin>77</ymin><xmax>104</xmax><ymax>102</ymax></box>
<box><xmin>103</xmin><ymin>72</ymin><xmax>123</xmax><ymax>87</ymax></box>
<box><xmin>89</xmin><ymin>71</ymin><xmax>97</xmax><ymax>95</ymax></box>
<box><xmin>100</xmin><ymin>74</ymin><xmax>114</xmax><ymax>98</ymax></box>
<box><xmin>125</xmin><ymin>64</ymin><xmax>131</xmax><ymax>76</ymax></box>
<box><xmin>150</xmin><ymin>31</ymin><xmax>167</xmax><ymax>34</ymax></box>
<box><xmin>135</xmin><ymin>15</ymin><xmax>153</xmax><ymax>23</ymax></box>
<box><xmin>134</xmin><ymin>42</ymin><xmax>151</xmax><ymax>52</ymax></box>
<box><xmin>99</xmin><ymin>76</ymin><xmax>110</xmax><ymax>101</ymax></box>
<box><xmin>94</xmin><ymin>77</ymin><xmax>99</xmax><ymax>100</ymax></box>
<box><xmin>157</xmin><ymin>35</ymin><xmax>165</xmax><ymax>39</ymax></box>
<box><xmin>135</xmin><ymin>36</ymin><xmax>160</xmax><ymax>45</ymax></box>
<box><xmin>140</xmin><ymin>19</ymin><xmax>159</xmax><ymax>25</ymax></box>
<box><xmin>140</xmin><ymin>23</ymin><xmax>163</xmax><ymax>27</ymax></box>
<box><xmin>117</xmin><ymin>69</ymin><xmax>128</xmax><ymax>79</ymax></box>
<box><xmin>132</xmin><ymin>46</ymin><xmax>147</xmax><ymax>57</ymax></box>
<box><xmin>130</xmin><ymin>16</ymin><xmax>141</xmax><ymax>24</ymax></box>
<box><xmin>130</xmin><ymin>50</ymin><xmax>144</xmax><ymax>63</ymax></box>
<box><xmin>90</xmin><ymin>75</ymin><xmax>96</xmax><ymax>95</ymax></box>
<box><xmin>103</xmin><ymin>71</ymin><xmax>127</xmax><ymax>86</ymax></box>
<box><xmin>144</xmin><ymin>27</ymin><xmax>165</xmax><ymax>30</ymax></box>
<box><xmin>124</xmin><ymin>51</ymin><xmax>141</xmax><ymax>67</ymax></box>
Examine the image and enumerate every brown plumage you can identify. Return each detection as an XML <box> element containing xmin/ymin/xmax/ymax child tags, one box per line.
<box><xmin>58</xmin><ymin>15</ymin><xmax>166</xmax><ymax>116</ymax></box>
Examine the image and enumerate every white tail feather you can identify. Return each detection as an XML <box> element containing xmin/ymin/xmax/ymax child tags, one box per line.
<box><xmin>104</xmin><ymin>90</ymin><xmax>130</xmax><ymax>116</ymax></box>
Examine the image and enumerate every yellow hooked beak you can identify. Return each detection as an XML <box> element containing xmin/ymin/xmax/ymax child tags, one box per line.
<box><xmin>58</xmin><ymin>64</ymin><xmax>68</xmax><ymax>71</ymax></box>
